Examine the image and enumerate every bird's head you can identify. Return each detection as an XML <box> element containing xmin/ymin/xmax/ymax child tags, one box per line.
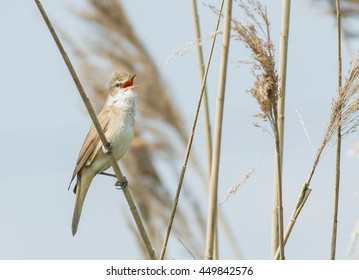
<box><xmin>109</xmin><ymin>71</ymin><xmax>136</xmax><ymax>92</ymax></box>
<box><xmin>106</xmin><ymin>71</ymin><xmax>137</xmax><ymax>106</ymax></box>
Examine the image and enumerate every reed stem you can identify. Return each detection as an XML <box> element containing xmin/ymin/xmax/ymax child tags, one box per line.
<box><xmin>159</xmin><ymin>0</ymin><xmax>225</xmax><ymax>260</ymax></box>
<box><xmin>205</xmin><ymin>0</ymin><xmax>233</xmax><ymax>260</ymax></box>
<box><xmin>271</xmin><ymin>0</ymin><xmax>291</xmax><ymax>260</ymax></box>
<box><xmin>331</xmin><ymin>0</ymin><xmax>342</xmax><ymax>260</ymax></box>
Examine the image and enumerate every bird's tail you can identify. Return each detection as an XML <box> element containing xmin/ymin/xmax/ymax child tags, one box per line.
<box><xmin>72</xmin><ymin>170</ymin><xmax>94</xmax><ymax>236</ymax></box>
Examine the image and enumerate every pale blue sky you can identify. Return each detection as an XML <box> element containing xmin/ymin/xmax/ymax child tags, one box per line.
<box><xmin>1</xmin><ymin>0</ymin><xmax>359</xmax><ymax>259</ymax></box>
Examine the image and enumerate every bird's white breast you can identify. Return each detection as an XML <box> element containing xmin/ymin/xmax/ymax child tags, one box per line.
<box><xmin>107</xmin><ymin>88</ymin><xmax>136</xmax><ymax>160</ymax></box>
<box><xmin>90</xmin><ymin>89</ymin><xmax>136</xmax><ymax>173</ymax></box>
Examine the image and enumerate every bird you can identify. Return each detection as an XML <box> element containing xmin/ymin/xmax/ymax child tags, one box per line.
<box><xmin>68</xmin><ymin>71</ymin><xmax>137</xmax><ymax>236</ymax></box>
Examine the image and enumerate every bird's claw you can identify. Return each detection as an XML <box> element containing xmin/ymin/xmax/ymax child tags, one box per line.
<box><xmin>115</xmin><ymin>176</ymin><xmax>128</xmax><ymax>190</ymax></box>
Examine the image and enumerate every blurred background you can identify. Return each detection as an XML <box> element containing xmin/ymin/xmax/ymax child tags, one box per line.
<box><xmin>1</xmin><ymin>0</ymin><xmax>359</xmax><ymax>259</ymax></box>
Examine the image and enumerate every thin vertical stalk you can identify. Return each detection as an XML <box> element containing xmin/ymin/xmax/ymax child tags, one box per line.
<box><xmin>205</xmin><ymin>0</ymin><xmax>232</xmax><ymax>260</ymax></box>
<box><xmin>331</xmin><ymin>0</ymin><xmax>342</xmax><ymax>260</ymax></box>
<box><xmin>273</xmin><ymin>116</ymin><xmax>285</xmax><ymax>259</ymax></box>
<box><xmin>191</xmin><ymin>1</ymin><xmax>243</xmax><ymax>258</ymax></box>
<box><xmin>272</xmin><ymin>0</ymin><xmax>291</xmax><ymax>259</ymax></box>
<box><xmin>191</xmin><ymin>0</ymin><xmax>218</xmax><ymax>260</ymax></box>
<box><xmin>159</xmin><ymin>0</ymin><xmax>225</xmax><ymax>260</ymax></box>
<box><xmin>191</xmin><ymin>1</ymin><xmax>242</xmax><ymax>257</ymax></box>
<box><xmin>191</xmin><ymin>0</ymin><xmax>213</xmax><ymax>173</ymax></box>
<box><xmin>34</xmin><ymin>0</ymin><xmax>156</xmax><ymax>260</ymax></box>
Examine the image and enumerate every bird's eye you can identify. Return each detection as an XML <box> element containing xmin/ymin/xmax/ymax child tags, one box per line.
<box><xmin>115</xmin><ymin>82</ymin><xmax>122</xmax><ymax>88</ymax></box>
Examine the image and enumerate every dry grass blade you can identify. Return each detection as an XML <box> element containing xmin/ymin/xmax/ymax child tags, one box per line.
<box><xmin>67</xmin><ymin>0</ymin><xmax>206</xmax><ymax>258</ymax></box>
<box><xmin>295</xmin><ymin>109</ymin><xmax>316</xmax><ymax>154</ymax></box>
<box><xmin>167</xmin><ymin>31</ymin><xmax>222</xmax><ymax>63</ymax></box>
<box><xmin>218</xmin><ymin>166</ymin><xmax>255</xmax><ymax>206</ymax></box>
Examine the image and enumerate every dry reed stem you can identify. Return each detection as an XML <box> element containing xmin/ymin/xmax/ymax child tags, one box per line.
<box><xmin>170</xmin><ymin>0</ymin><xmax>244</xmax><ymax>259</ymax></box>
<box><xmin>191</xmin><ymin>0</ymin><xmax>218</xmax><ymax>260</ymax></box>
<box><xmin>172</xmin><ymin>16</ymin><xmax>244</xmax><ymax>257</ymax></box>
<box><xmin>331</xmin><ymin>0</ymin><xmax>343</xmax><ymax>260</ymax></box>
<box><xmin>205</xmin><ymin>0</ymin><xmax>233</xmax><ymax>260</ymax></box>
<box><xmin>271</xmin><ymin>0</ymin><xmax>291</xmax><ymax>260</ymax></box>
<box><xmin>34</xmin><ymin>0</ymin><xmax>156</xmax><ymax>260</ymax></box>
<box><xmin>159</xmin><ymin>0</ymin><xmax>226</xmax><ymax>260</ymax></box>
<box><xmin>191</xmin><ymin>0</ymin><xmax>213</xmax><ymax>187</ymax></box>
<box><xmin>274</xmin><ymin>58</ymin><xmax>359</xmax><ymax>259</ymax></box>
<box><xmin>273</xmin><ymin>116</ymin><xmax>285</xmax><ymax>259</ymax></box>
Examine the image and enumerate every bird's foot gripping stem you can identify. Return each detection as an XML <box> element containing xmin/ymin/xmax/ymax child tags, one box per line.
<box><xmin>115</xmin><ymin>176</ymin><xmax>128</xmax><ymax>190</ymax></box>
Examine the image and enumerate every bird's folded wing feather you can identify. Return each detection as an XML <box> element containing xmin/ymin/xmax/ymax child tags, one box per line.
<box><xmin>68</xmin><ymin>109</ymin><xmax>111</xmax><ymax>189</ymax></box>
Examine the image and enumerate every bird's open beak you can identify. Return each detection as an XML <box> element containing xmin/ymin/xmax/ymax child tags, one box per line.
<box><xmin>122</xmin><ymin>74</ymin><xmax>136</xmax><ymax>88</ymax></box>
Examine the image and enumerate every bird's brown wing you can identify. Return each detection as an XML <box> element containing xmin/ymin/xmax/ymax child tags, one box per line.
<box><xmin>68</xmin><ymin>109</ymin><xmax>111</xmax><ymax>190</ymax></box>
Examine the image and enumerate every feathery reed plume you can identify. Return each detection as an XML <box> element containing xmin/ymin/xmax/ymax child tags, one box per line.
<box><xmin>232</xmin><ymin>0</ymin><xmax>278</xmax><ymax>125</ymax></box>
<box><xmin>231</xmin><ymin>0</ymin><xmax>286</xmax><ymax>258</ymax></box>
<box><xmin>67</xmin><ymin>0</ymin><xmax>206</xmax><ymax>258</ymax></box>
<box><xmin>274</xmin><ymin>58</ymin><xmax>359</xmax><ymax>259</ymax></box>
<box><xmin>325</xmin><ymin>60</ymin><xmax>359</xmax><ymax>145</ymax></box>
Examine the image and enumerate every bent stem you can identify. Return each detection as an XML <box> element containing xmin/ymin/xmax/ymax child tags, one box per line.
<box><xmin>34</xmin><ymin>0</ymin><xmax>156</xmax><ymax>260</ymax></box>
<box><xmin>273</xmin><ymin>140</ymin><xmax>325</xmax><ymax>259</ymax></box>
<box><xmin>274</xmin><ymin>57</ymin><xmax>359</xmax><ymax>259</ymax></box>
